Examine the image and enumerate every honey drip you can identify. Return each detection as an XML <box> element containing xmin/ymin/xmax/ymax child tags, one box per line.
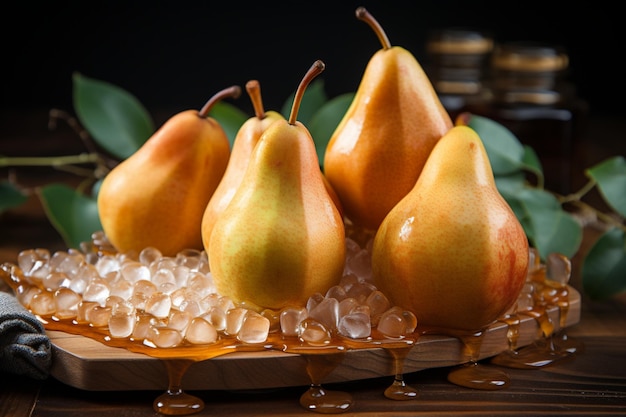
<box><xmin>383</xmin><ymin>345</ymin><xmax>418</xmax><ymax>400</ymax></box>
<box><xmin>445</xmin><ymin>329</ymin><xmax>510</xmax><ymax>390</ymax></box>
<box><xmin>298</xmin><ymin>352</ymin><xmax>354</xmax><ymax>414</ymax></box>
<box><xmin>154</xmin><ymin>360</ymin><xmax>204</xmax><ymax>415</ymax></box>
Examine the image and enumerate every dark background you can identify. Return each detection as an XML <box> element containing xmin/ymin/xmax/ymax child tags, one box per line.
<box><xmin>1</xmin><ymin>1</ymin><xmax>623</xmax><ymax>122</ymax></box>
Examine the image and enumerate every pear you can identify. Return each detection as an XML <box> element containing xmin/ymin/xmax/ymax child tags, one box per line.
<box><xmin>97</xmin><ymin>86</ymin><xmax>240</xmax><ymax>257</ymax></box>
<box><xmin>371</xmin><ymin>125</ymin><xmax>529</xmax><ymax>332</ymax></box>
<box><xmin>324</xmin><ymin>7</ymin><xmax>453</xmax><ymax>231</ymax></box>
<box><xmin>201</xmin><ymin>80</ymin><xmax>284</xmax><ymax>250</ymax></box>
<box><xmin>208</xmin><ymin>61</ymin><xmax>346</xmax><ymax>311</ymax></box>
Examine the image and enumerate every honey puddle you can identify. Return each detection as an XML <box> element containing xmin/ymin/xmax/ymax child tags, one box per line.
<box><xmin>1</xmin><ymin>247</ymin><xmax>580</xmax><ymax>415</ymax></box>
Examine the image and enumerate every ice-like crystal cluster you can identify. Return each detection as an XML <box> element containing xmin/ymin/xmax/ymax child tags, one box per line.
<box><xmin>9</xmin><ymin>232</ymin><xmax>418</xmax><ymax>348</ymax></box>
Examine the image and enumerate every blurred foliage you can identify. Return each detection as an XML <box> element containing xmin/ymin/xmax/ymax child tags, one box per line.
<box><xmin>1</xmin><ymin>74</ymin><xmax>624</xmax><ymax>300</ymax></box>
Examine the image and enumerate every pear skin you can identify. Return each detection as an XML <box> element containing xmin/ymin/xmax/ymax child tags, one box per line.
<box><xmin>371</xmin><ymin>125</ymin><xmax>529</xmax><ymax>332</ymax></box>
<box><xmin>97</xmin><ymin>86</ymin><xmax>239</xmax><ymax>257</ymax></box>
<box><xmin>324</xmin><ymin>7</ymin><xmax>453</xmax><ymax>232</ymax></box>
<box><xmin>208</xmin><ymin>61</ymin><xmax>345</xmax><ymax>310</ymax></box>
<box><xmin>201</xmin><ymin>80</ymin><xmax>284</xmax><ymax>251</ymax></box>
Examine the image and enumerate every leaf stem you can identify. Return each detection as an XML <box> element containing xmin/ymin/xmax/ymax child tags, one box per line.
<box><xmin>559</xmin><ymin>179</ymin><xmax>597</xmax><ymax>204</ymax></box>
<box><xmin>0</xmin><ymin>153</ymin><xmax>102</xmax><ymax>168</ymax></box>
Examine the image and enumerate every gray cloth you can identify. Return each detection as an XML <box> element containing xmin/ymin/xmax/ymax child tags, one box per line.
<box><xmin>0</xmin><ymin>291</ymin><xmax>51</xmax><ymax>380</ymax></box>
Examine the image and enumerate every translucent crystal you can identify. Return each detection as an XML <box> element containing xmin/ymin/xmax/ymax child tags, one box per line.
<box><xmin>145</xmin><ymin>292</ymin><xmax>172</xmax><ymax>318</ymax></box>
<box><xmin>94</xmin><ymin>255</ymin><xmax>120</xmax><ymax>278</ymax></box>
<box><xmin>43</xmin><ymin>271</ymin><xmax>71</xmax><ymax>291</ymax></box>
<box><xmin>89</xmin><ymin>305</ymin><xmax>113</xmax><ymax>327</ymax></box>
<box><xmin>49</xmin><ymin>251</ymin><xmax>84</xmax><ymax>278</ymax></box>
<box><xmin>30</xmin><ymin>292</ymin><xmax>56</xmax><ymax>316</ymax></box>
<box><xmin>365</xmin><ymin>290</ymin><xmax>391</xmax><ymax>325</ymax></box>
<box><xmin>76</xmin><ymin>301</ymin><xmax>99</xmax><ymax>324</ymax></box>
<box><xmin>176</xmin><ymin>249</ymin><xmax>203</xmax><ymax>272</ymax></box>
<box><xmin>178</xmin><ymin>298</ymin><xmax>202</xmax><ymax>318</ymax></box>
<box><xmin>377</xmin><ymin>306</ymin><xmax>408</xmax><ymax>337</ymax></box>
<box><xmin>54</xmin><ymin>287</ymin><xmax>81</xmax><ymax>319</ymax></box>
<box><xmin>148</xmin><ymin>325</ymin><xmax>183</xmax><ymax>348</ymax></box>
<box><xmin>82</xmin><ymin>278</ymin><xmax>111</xmax><ymax>306</ymax></box>
<box><xmin>201</xmin><ymin>306</ymin><xmax>227</xmax><ymax>332</ymax></box>
<box><xmin>298</xmin><ymin>318</ymin><xmax>331</xmax><ymax>346</ymax></box>
<box><xmin>238</xmin><ymin>311</ymin><xmax>270</xmax><ymax>343</ymax></box>
<box><xmin>168</xmin><ymin>310</ymin><xmax>192</xmax><ymax>332</ymax></box>
<box><xmin>109</xmin><ymin>278</ymin><xmax>134</xmax><ymax>300</ymax></box>
<box><xmin>307</xmin><ymin>296</ymin><xmax>339</xmax><ymax>332</ymax></box>
<box><xmin>171</xmin><ymin>265</ymin><xmax>191</xmax><ymax>288</ymax></box>
<box><xmin>345</xmin><ymin>280</ymin><xmax>377</xmax><ymax>304</ymax></box>
<box><xmin>133</xmin><ymin>313</ymin><xmax>158</xmax><ymax>340</ymax></box>
<box><xmin>139</xmin><ymin>247</ymin><xmax>162</xmax><ymax>266</ymax></box>
<box><xmin>225</xmin><ymin>307</ymin><xmax>248</xmax><ymax>336</ymax></box>
<box><xmin>16</xmin><ymin>285</ymin><xmax>41</xmax><ymax>307</ymax></box>
<box><xmin>133</xmin><ymin>279</ymin><xmax>157</xmax><ymax>299</ymax></box>
<box><xmin>325</xmin><ymin>284</ymin><xmax>347</xmax><ymax>301</ymax></box>
<box><xmin>187</xmin><ymin>272</ymin><xmax>215</xmax><ymax>298</ymax></box>
<box><xmin>120</xmin><ymin>261</ymin><xmax>151</xmax><ymax>283</ymax></box>
<box><xmin>338</xmin><ymin>297</ymin><xmax>360</xmax><ymax>318</ymax></box>
<box><xmin>338</xmin><ymin>311</ymin><xmax>371</xmax><ymax>339</ymax></box>
<box><xmin>185</xmin><ymin>317</ymin><xmax>218</xmax><ymax>345</ymax></box>
<box><xmin>345</xmin><ymin>248</ymin><xmax>372</xmax><ymax>281</ymax></box>
<box><xmin>280</xmin><ymin>306</ymin><xmax>308</xmax><ymax>337</ymax></box>
<box><xmin>546</xmin><ymin>253</ymin><xmax>572</xmax><ymax>286</ymax></box>
<box><xmin>17</xmin><ymin>248</ymin><xmax>51</xmax><ymax>279</ymax></box>
<box><xmin>108</xmin><ymin>300</ymin><xmax>136</xmax><ymax>338</ymax></box>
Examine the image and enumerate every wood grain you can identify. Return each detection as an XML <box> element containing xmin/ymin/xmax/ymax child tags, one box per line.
<box><xmin>48</xmin><ymin>287</ymin><xmax>581</xmax><ymax>391</ymax></box>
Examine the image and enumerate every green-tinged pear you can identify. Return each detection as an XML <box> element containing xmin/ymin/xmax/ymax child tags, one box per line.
<box><xmin>208</xmin><ymin>61</ymin><xmax>346</xmax><ymax>310</ymax></box>
<box><xmin>201</xmin><ymin>80</ymin><xmax>284</xmax><ymax>250</ymax></box>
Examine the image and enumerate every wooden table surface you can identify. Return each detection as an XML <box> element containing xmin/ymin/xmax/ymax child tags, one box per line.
<box><xmin>2</xmin><ymin>111</ymin><xmax>626</xmax><ymax>415</ymax></box>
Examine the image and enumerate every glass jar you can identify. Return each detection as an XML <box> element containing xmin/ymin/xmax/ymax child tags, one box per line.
<box><xmin>484</xmin><ymin>42</ymin><xmax>588</xmax><ymax>194</ymax></box>
<box><xmin>425</xmin><ymin>28</ymin><xmax>494</xmax><ymax>121</ymax></box>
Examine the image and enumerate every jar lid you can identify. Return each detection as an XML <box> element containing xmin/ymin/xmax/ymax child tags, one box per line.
<box><xmin>427</xmin><ymin>28</ymin><xmax>494</xmax><ymax>55</ymax></box>
<box><xmin>492</xmin><ymin>42</ymin><xmax>569</xmax><ymax>72</ymax></box>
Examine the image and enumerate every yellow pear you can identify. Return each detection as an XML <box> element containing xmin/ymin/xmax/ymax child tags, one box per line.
<box><xmin>208</xmin><ymin>61</ymin><xmax>346</xmax><ymax>311</ymax></box>
<box><xmin>371</xmin><ymin>125</ymin><xmax>529</xmax><ymax>332</ymax></box>
<box><xmin>97</xmin><ymin>86</ymin><xmax>240</xmax><ymax>257</ymax></box>
<box><xmin>201</xmin><ymin>80</ymin><xmax>284</xmax><ymax>250</ymax></box>
<box><xmin>324</xmin><ymin>7</ymin><xmax>453</xmax><ymax>231</ymax></box>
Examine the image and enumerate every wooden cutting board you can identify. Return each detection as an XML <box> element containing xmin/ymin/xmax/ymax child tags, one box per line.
<box><xmin>48</xmin><ymin>286</ymin><xmax>581</xmax><ymax>392</ymax></box>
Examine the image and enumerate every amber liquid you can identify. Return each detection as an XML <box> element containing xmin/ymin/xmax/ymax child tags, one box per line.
<box><xmin>1</xmin><ymin>250</ymin><xmax>578</xmax><ymax>415</ymax></box>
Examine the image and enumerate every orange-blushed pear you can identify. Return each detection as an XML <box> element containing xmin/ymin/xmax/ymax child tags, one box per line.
<box><xmin>372</xmin><ymin>125</ymin><xmax>529</xmax><ymax>332</ymax></box>
<box><xmin>97</xmin><ymin>86</ymin><xmax>239</xmax><ymax>256</ymax></box>
<box><xmin>324</xmin><ymin>7</ymin><xmax>453</xmax><ymax>232</ymax></box>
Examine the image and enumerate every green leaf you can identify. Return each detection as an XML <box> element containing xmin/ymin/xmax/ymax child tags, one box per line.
<box><xmin>73</xmin><ymin>72</ymin><xmax>155</xmax><ymax>160</ymax></box>
<box><xmin>511</xmin><ymin>187</ymin><xmax>582</xmax><ymax>259</ymax></box>
<box><xmin>280</xmin><ymin>79</ymin><xmax>329</xmax><ymax>126</ymax></box>
<box><xmin>0</xmin><ymin>181</ymin><xmax>28</xmax><ymax>213</ymax></box>
<box><xmin>467</xmin><ymin>114</ymin><xmax>525</xmax><ymax>175</ymax></box>
<box><xmin>207</xmin><ymin>101</ymin><xmax>249</xmax><ymax>148</ymax></box>
<box><xmin>308</xmin><ymin>92</ymin><xmax>354</xmax><ymax>168</ymax></box>
<box><xmin>582</xmin><ymin>227</ymin><xmax>626</xmax><ymax>299</ymax></box>
<box><xmin>586</xmin><ymin>156</ymin><xmax>626</xmax><ymax>217</ymax></box>
<box><xmin>38</xmin><ymin>184</ymin><xmax>103</xmax><ymax>249</ymax></box>
<box><xmin>521</xmin><ymin>145</ymin><xmax>545</xmax><ymax>188</ymax></box>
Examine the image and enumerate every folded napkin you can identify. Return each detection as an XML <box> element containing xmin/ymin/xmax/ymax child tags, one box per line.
<box><xmin>0</xmin><ymin>291</ymin><xmax>51</xmax><ymax>380</ymax></box>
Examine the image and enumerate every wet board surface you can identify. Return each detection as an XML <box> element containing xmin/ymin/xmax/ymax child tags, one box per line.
<box><xmin>48</xmin><ymin>286</ymin><xmax>581</xmax><ymax>391</ymax></box>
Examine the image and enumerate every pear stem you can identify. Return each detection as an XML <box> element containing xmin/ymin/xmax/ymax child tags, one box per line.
<box><xmin>199</xmin><ymin>85</ymin><xmax>242</xmax><ymax>118</ymax></box>
<box><xmin>356</xmin><ymin>7</ymin><xmax>391</xmax><ymax>50</ymax></box>
<box><xmin>288</xmin><ymin>60</ymin><xmax>326</xmax><ymax>125</ymax></box>
<box><xmin>245</xmin><ymin>80</ymin><xmax>266</xmax><ymax>120</ymax></box>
